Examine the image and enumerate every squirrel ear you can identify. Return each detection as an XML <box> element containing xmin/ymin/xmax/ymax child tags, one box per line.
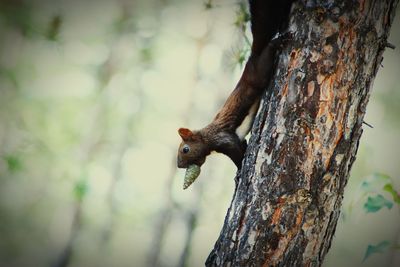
<box><xmin>178</xmin><ymin>128</ymin><xmax>193</xmax><ymax>140</ymax></box>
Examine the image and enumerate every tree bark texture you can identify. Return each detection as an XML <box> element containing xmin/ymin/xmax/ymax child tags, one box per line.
<box><xmin>207</xmin><ymin>0</ymin><xmax>399</xmax><ymax>266</ymax></box>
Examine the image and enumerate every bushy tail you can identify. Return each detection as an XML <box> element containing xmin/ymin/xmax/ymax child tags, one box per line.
<box><xmin>249</xmin><ymin>0</ymin><xmax>293</xmax><ymax>56</ymax></box>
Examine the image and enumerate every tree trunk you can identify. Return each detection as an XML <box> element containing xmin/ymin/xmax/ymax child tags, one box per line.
<box><xmin>206</xmin><ymin>1</ymin><xmax>399</xmax><ymax>266</ymax></box>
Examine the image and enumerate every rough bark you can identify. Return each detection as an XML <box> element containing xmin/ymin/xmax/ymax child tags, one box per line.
<box><xmin>206</xmin><ymin>0</ymin><xmax>399</xmax><ymax>266</ymax></box>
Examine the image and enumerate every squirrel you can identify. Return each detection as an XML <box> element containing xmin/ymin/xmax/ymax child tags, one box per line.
<box><xmin>177</xmin><ymin>0</ymin><xmax>293</xmax><ymax>172</ymax></box>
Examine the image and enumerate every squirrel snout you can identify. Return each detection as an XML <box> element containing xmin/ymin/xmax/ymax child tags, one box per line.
<box><xmin>177</xmin><ymin>158</ymin><xmax>186</xmax><ymax>168</ymax></box>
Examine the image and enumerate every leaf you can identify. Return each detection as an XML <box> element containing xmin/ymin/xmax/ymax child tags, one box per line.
<box><xmin>373</xmin><ymin>173</ymin><xmax>391</xmax><ymax>180</ymax></box>
<box><xmin>363</xmin><ymin>194</ymin><xmax>393</xmax><ymax>213</ymax></box>
<box><xmin>46</xmin><ymin>15</ymin><xmax>62</xmax><ymax>41</ymax></box>
<box><xmin>234</xmin><ymin>2</ymin><xmax>250</xmax><ymax>28</ymax></box>
<box><xmin>74</xmin><ymin>179</ymin><xmax>88</xmax><ymax>202</ymax></box>
<box><xmin>360</xmin><ymin>173</ymin><xmax>391</xmax><ymax>193</ymax></box>
<box><xmin>383</xmin><ymin>183</ymin><xmax>400</xmax><ymax>204</ymax></box>
<box><xmin>363</xmin><ymin>241</ymin><xmax>391</xmax><ymax>261</ymax></box>
<box><xmin>203</xmin><ymin>0</ymin><xmax>213</xmax><ymax>9</ymax></box>
<box><xmin>3</xmin><ymin>155</ymin><xmax>22</xmax><ymax>173</ymax></box>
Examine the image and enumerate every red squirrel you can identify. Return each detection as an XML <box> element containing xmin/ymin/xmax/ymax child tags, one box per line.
<box><xmin>177</xmin><ymin>1</ymin><xmax>293</xmax><ymax>172</ymax></box>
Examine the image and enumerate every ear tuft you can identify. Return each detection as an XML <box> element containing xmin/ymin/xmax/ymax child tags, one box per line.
<box><xmin>178</xmin><ymin>128</ymin><xmax>193</xmax><ymax>140</ymax></box>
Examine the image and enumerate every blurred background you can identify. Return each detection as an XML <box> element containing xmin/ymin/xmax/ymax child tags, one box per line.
<box><xmin>0</xmin><ymin>0</ymin><xmax>399</xmax><ymax>266</ymax></box>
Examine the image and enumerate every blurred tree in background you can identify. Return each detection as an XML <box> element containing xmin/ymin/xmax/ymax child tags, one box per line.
<box><xmin>0</xmin><ymin>1</ymin><xmax>399</xmax><ymax>267</ymax></box>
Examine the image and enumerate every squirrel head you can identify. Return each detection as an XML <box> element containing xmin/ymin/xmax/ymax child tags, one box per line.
<box><xmin>177</xmin><ymin>128</ymin><xmax>210</xmax><ymax>168</ymax></box>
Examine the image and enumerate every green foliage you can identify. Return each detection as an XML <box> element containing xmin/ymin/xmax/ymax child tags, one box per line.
<box><xmin>383</xmin><ymin>183</ymin><xmax>400</xmax><ymax>204</ymax></box>
<box><xmin>360</xmin><ymin>172</ymin><xmax>390</xmax><ymax>192</ymax></box>
<box><xmin>140</xmin><ymin>46</ymin><xmax>154</xmax><ymax>65</ymax></box>
<box><xmin>363</xmin><ymin>194</ymin><xmax>393</xmax><ymax>213</ymax></box>
<box><xmin>203</xmin><ymin>0</ymin><xmax>214</xmax><ymax>10</ymax></box>
<box><xmin>46</xmin><ymin>15</ymin><xmax>62</xmax><ymax>41</ymax></box>
<box><xmin>231</xmin><ymin>47</ymin><xmax>249</xmax><ymax>67</ymax></box>
<box><xmin>74</xmin><ymin>179</ymin><xmax>89</xmax><ymax>202</ymax></box>
<box><xmin>3</xmin><ymin>155</ymin><xmax>22</xmax><ymax>173</ymax></box>
<box><xmin>230</xmin><ymin>2</ymin><xmax>251</xmax><ymax>69</ymax></box>
<box><xmin>234</xmin><ymin>2</ymin><xmax>250</xmax><ymax>29</ymax></box>
<box><xmin>357</xmin><ymin>173</ymin><xmax>400</xmax><ymax>262</ymax></box>
<box><xmin>363</xmin><ymin>241</ymin><xmax>391</xmax><ymax>262</ymax></box>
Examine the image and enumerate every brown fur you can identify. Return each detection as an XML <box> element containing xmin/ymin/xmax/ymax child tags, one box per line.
<box><xmin>177</xmin><ymin>43</ymin><xmax>277</xmax><ymax>169</ymax></box>
<box><xmin>177</xmin><ymin>0</ymin><xmax>292</xmax><ymax>169</ymax></box>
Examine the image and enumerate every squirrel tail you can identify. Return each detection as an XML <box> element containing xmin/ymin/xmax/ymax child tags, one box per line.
<box><xmin>249</xmin><ymin>0</ymin><xmax>293</xmax><ymax>57</ymax></box>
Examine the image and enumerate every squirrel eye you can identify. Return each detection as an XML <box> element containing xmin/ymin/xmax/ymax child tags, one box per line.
<box><xmin>182</xmin><ymin>145</ymin><xmax>190</xmax><ymax>154</ymax></box>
